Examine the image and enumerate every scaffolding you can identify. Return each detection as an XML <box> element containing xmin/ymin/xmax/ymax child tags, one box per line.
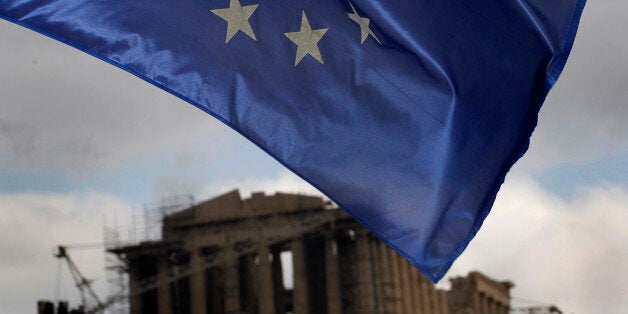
<box><xmin>102</xmin><ymin>194</ymin><xmax>195</xmax><ymax>314</ymax></box>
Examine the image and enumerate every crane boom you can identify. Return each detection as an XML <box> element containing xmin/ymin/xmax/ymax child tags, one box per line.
<box><xmin>55</xmin><ymin>245</ymin><xmax>106</xmax><ymax>313</ymax></box>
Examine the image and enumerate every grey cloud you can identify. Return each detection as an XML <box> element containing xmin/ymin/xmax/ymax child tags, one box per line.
<box><xmin>0</xmin><ymin>117</ymin><xmax>40</xmax><ymax>163</ymax></box>
<box><xmin>0</xmin><ymin>117</ymin><xmax>108</xmax><ymax>175</ymax></box>
<box><xmin>0</xmin><ymin>21</ymin><xmax>229</xmax><ymax>179</ymax></box>
<box><xmin>522</xmin><ymin>1</ymin><xmax>628</xmax><ymax>171</ymax></box>
<box><xmin>152</xmin><ymin>152</ymin><xmax>211</xmax><ymax>199</ymax></box>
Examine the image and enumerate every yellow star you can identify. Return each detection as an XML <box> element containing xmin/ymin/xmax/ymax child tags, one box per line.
<box><xmin>348</xmin><ymin>2</ymin><xmax>381</xmax><ymax>44</ymax></box>
<box><xmin>211</xmin><ymin>0</ymin><xmax>258</xmax><ymax>43</ymax></box>
<box><xmin>284</xmin><ymin>11</ymin><xmax>329</xmax><ymax>66</ymax></box>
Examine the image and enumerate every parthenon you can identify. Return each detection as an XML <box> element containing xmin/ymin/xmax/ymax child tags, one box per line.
<box><xmin>110</xmin><ymin>190</ymin><xmax>513</xmax><ymax>314</ymax></box>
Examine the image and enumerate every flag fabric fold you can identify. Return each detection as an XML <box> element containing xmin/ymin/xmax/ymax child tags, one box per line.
<box><xmin>0</xmin><ymin>0</ymin><xmax>586</xmax><ymax>282</ymax></box>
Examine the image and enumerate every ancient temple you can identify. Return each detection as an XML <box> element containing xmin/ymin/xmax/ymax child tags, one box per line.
<box><xmin>110</xmin><ymin>190</ymin><xmax>512</xmax><ymax>314</ymax></box>
<box><xmin>447</xmin><ymin>272</ymin><xmax>514</xmax><ymax>314</ymax></box>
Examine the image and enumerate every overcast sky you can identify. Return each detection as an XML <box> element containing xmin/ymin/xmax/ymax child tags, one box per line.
<box><xmin>1</xmin><ymin>1</ymin><xmax>626</xmax><ymax>313</ymax></box>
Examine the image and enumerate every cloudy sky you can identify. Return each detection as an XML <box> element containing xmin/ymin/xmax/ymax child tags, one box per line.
<box><xmin>1</xmin><ymin>1</ymin><xmax>626</xmax><ymax>313</ymax></box>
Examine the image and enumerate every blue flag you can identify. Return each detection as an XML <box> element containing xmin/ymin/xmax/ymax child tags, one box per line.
<box><xmin>1</xmin><ymin>0</ymin><xmax>585</xmax><ymax>282</ymax></box>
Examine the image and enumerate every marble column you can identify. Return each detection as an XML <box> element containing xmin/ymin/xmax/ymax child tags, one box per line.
<box><xmin>377</xmin><ymin>241</ymin><xmax>395</xmax><ymax>314</ymax></box>
<box><xmin>224</xmin><ymin>257</ymin><xmax>240</xmax><ymax>314</ymax></box>
<box><xmin>128</xmin><ymin>261</ymin><xmax>142</xmax><ymax>314</ymax></box>
<box><xmin>190</xmin><ymin>251</ymin><xmax>206</xmax><ymax>314</ymax></box>
<box><xmin>292</xmin><ymin>238</ymin><xmax>309</xmax><ymax>314</ymax></box>
<box><xmin>258</xmin><ymin>245</ymin><xmax>276</xmax><ymax>314</ymax></box>
<box><xmin>488</xmin><ymin>299</ymin><xmax>496</xmax><ymax>314</ymax></box>
<box><xmin>422</xmin><ymin>276</ymin><xmax>435</xmax><ymax>314</ymax></box>
<box><xmin>439</xmin><ymin>290</ymin><xmax>449</xmax><ymax>314</ymax></box>
<box><xmin>429</xmin><ymin>282</ymin><xmax>441</xmax><ymax>314</ymax></box>
<box><xmin>388</xmin><ymin>250</ymin><xmax>403</xmax><ymax>314</ymax></box>
<box><xmin>397</xmin><ymin>256</ymin><xmax>413</xmax><ymax>313</ymax></box>
<box><xmin>480</xmin><ymin>295</ymin><xmax>489</xmax><ymax>314</ymax></box>
<box><xmin>157</xmin><ymin>257</ymin><xmax>173</xmax><ymax>314</ymax></box>
<box><xmin>356</xmin><ymin>232</ymin><xmax>376</xmax><ymax>313</ymax></box>
<box><xmin>325</xmin><ymin>234</ymin><xmax>342</xmax><ymax>314</ymax></box>
<box><xmin>408</xmin><ymin>265</ymin><xmax>423</xmax><ymax>314</ymax></box>
<box><xmin>471</xmin><ymin>291</ymin><xmax>481</xmax><ymax>313</ymax></box>
<box><xmin>272</xmin><ymin>247</ymin><xmax>287</xmax><ymax>314</ymax></box>
<box><xmin>371</xmin><ymin>240</ymin><xmax>383</xmax><ymax>313</ymax></box>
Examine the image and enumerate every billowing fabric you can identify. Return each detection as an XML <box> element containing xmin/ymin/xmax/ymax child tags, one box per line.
<box><xmin>0</xmin><ymin>0</ymin><xmax>585</xmax><ymax>281</ymax></box>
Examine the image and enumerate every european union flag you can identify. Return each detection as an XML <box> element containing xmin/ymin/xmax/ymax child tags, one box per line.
<box><xmin>0</xmin><ymin>0</ymin><xmax>585</xmax><ymax>282</ymax></box>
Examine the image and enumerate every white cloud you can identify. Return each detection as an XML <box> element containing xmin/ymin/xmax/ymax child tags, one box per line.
<box><xmin>0</xmin><ymin>191</ymin><xmax>133</xmax><ymax>313</ymax></box>
<box><xmin>444</xmin><ymin>175</ymin><xmax>628</xmax><ymax>314</ymax></box>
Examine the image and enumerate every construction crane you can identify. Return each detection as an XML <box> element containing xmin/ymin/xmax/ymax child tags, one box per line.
<box><xmin>55</xmin><ymin>244</ymin><xmax>109</xmax><ymax>314</ymax></box>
